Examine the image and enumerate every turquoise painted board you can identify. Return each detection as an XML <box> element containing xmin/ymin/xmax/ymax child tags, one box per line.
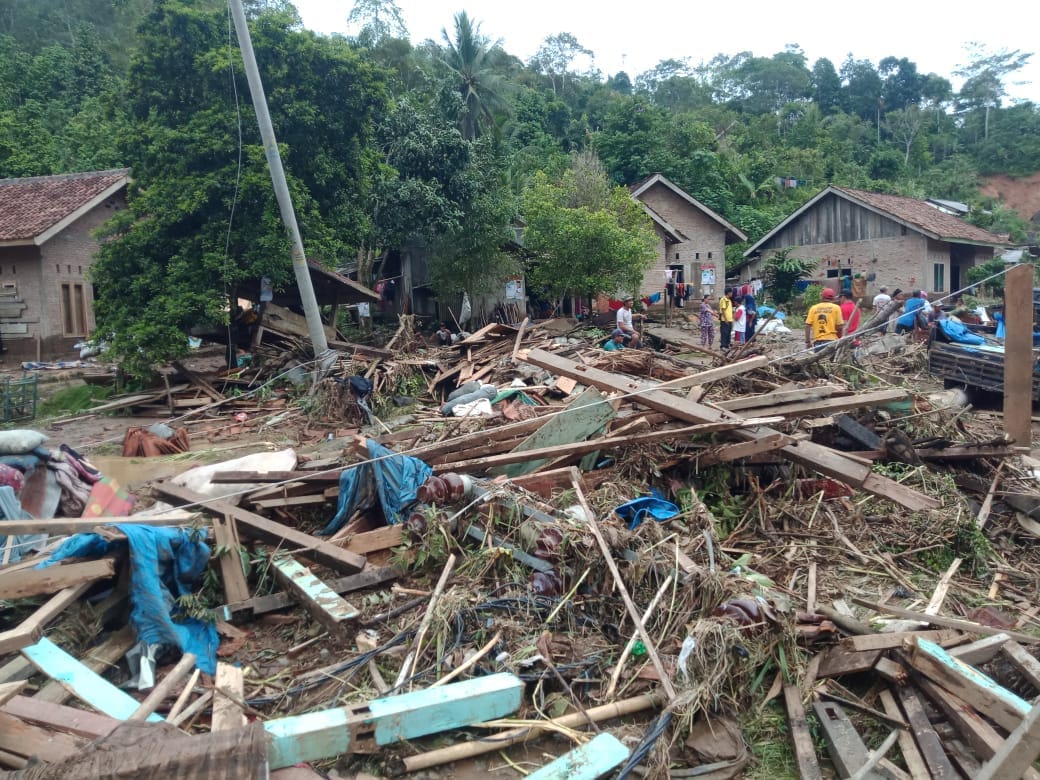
<box><xmin>21</xmin><ymin>638</ymin><xmax>163</xmax><ymax>722</ymax></box>
<box><xmin>271</xmin><ymin>555</ymin><xmax>358</xmax><ymax>624</ymax></box>
<box><xmin>918</xmin><ymin>638</ymin><xmax>1031</xmax><ymax>716</ymax></box>
<box><xmin>527</xmin><ymin>733</ymin><xmax>630</xmax><ymax>780</ymax></box>
<box><xmin>266</xmin><ymin>672</ymin><xmax>524</xmax><ymax>769</ymax></box>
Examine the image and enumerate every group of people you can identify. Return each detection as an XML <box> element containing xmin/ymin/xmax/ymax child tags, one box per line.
<box><xmin>605</xmin><ymin>296</ymin><xmax>645</xmax><ymax>350</ymax></box>
<box><xmin>804</xmin><ymin>289</ymin><xmax>863</xmax><ymax>350</ymax></box>
<box><xmin>698</xmin><ymin>288</ymin><xmax>759</xmax><ymax>349</ymax></box>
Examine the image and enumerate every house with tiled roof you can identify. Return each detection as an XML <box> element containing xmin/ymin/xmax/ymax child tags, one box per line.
<box><xmin>735</xmin><ymin>186</ymin><xmax>1010</xmax><ymax>302</ymax></box>
<box><xmin>0</xmin><ymin>169</ymin><xmax>128</xmax><ymax>359</ymax></box>
<box><xmin>629</xmin><ymin>174</ymin><xmax>747</xmax><ymax>304</ymax></box>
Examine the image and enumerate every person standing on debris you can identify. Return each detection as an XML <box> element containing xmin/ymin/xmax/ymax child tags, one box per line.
<box><xmin>603</xmin><ymin>328</ymin><xmax>626</xmax><ymax>351</ymax></box>
<box><xmin>435</xmin><ymin>322</ymin><xmax>453</xmax><ymax>347</ymax></box>
<box><xmin>732</xmin><ymin>296</ymin><xmax>747</xmax><ymax>345</ymax></box>
<box><xmin>804</xmin><ymin>288</ymin><xmax>844</xmax><ymax>350</ymax></box>
<box><xmin>616</xmin><ymin>296</ymin><xmax>643</xmax><ymax>349</ymax></box>
<box><xmin>872</xmin><ymin>286</ymin><xmax>892</xmax><ymax>313</ymax></box>
<box><xmin>699</xmin><ymin>295</ymin><xmax>715</xmax><ymax>347</ymax></box>
<box><xmin>838</xmin><ymin>292</ymin><xmax>861</xmax><ymax>335</ymax></box>
<box><xmin>743</xmin><ymin>288</ymin><xmax>758</xmax><ymax>341</ymax></box>
<box><xmin>718</xmin><ymin>289</ymin><xmax>734</xmax><ymax>349</ymax></box>
<box><xmin>895</xmin><ymin>290</ymin><xmax>927</xmax><ymax>335</ymax></box>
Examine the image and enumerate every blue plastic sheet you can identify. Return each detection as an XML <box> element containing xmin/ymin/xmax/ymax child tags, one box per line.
<box><xmin>38</xmin><ymin>525</ymin><xmax>219</xmax><ymax>675</ymax></box>
<box><xmin>938</xmin><ymin>319</ymin><xmax>986</xmax><ymax>345</ymax></box>
<box><xmin>320</xmin><ymin>438</ymin><xmax>432</xmax><ymax>535</ymax></box>
<box><xmin>615</xmin><ymin>494</ymin><xmax>681</xmax><ymax>530</ymax></box>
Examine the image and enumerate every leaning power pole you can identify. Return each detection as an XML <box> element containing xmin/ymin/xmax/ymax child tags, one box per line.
<box><xmin>227</xmin><ymin>0</ymin><xmax>330</xmax><ymax>359</ymax></box>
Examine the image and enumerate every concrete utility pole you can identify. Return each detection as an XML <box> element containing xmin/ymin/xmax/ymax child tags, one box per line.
<box><xmin>227</xmin><ymin>0</ymin><xmax>329</xmax><ymax>359</ymax></box>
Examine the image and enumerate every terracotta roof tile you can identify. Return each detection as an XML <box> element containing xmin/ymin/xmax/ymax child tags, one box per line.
<box><xmin>0</xmin><ymin>169</ymin><xmax>129</xmax><ymax>242</ymax></box>
<box><xmin>833</xmin><ymin>186</ymin><xmax>1007</xmax><ymax>245</ymax></box>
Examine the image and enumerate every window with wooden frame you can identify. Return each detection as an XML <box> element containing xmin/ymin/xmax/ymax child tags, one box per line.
<box><xmin>933</xmin><ymin>263</ymin><xmax>945</xmax><ymax>293</ymax></box>
<box><xmin>60</xmin><ymin>282</ymin><xmax>88</xmax><ymax>336</ymax></box>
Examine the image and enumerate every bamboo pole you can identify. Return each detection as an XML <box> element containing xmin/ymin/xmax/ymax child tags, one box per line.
<box><xmin>401</xmin><ymin>692</ymin><xmax>662</xmax><ymax>772</ymax></box>
<box><xmin>128</xmin><ymin>653</ymin><xmax>197</xmax><ymax>721</ymax></box>
<box><xmin>165</xmin><ymin>668</ymin><xmax>200</xmax><ymax>722</ymax></box>
<box><xmin>432</xmin><ymin>631</ymin><xmax>502</xmax><ymax>688</ymax></box>
<box><xmin>569</xmin><ymin>470</ymin><xmax>677</xmax><ymax>701</ymax></box>
<box><xmin>603</xmin><ymin>575</ymin><xmax>673</xmax><ymax>700</ymax></box>
<box><xmin>394</xmin><ymin>553</ymin><xmax>456</xmax><ymax>690</ymax></box>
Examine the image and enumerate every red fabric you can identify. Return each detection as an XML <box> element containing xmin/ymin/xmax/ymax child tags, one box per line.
<box><xmin>0</xmin><ymin>464</ymin><xmax>24</xmax><ymax>493</ymax></box>
<box><xmin>607</xmin><ymin>299</ymin><xmax>625</xmax><ymax>311</ymax></box>
<box><xmin>840</xmin><ymin>301</ymin><xmax>861</xmax><ymax>333</ymax></box>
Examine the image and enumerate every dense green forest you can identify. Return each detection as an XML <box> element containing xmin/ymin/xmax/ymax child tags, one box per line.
<box><xmin>2</xmin><ymin>0</ymin><xmax>1038</xmax><ymax>371</ymax></box>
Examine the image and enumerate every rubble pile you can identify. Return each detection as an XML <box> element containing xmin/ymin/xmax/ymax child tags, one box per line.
<box><xmin>0</xmin><ymin>318</ymin><xmax>1039</xmax><ymax>779</ymax></box>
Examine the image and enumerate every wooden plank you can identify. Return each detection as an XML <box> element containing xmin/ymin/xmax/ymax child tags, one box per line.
<box><xmin>812</xmin><ymin>698</ymin><xmax>889</xmax><ymax>779</ymax></box>
<box><xmin>693</xmin><ymin>432</ymin><xmax>792</xmax><ymax>465</ymax></box>
<box><xmin>0</xmin><ymin>710</ymin><xmax>83</xmax><ymax>761</ymax></box>
<box><xmin>212</xmin><ymin>514</ymin><xmax>251</xmax><ymax>605</ymax></box>
<box><xmin>128</xmin><ymin>652</ymin><xmax>196</xmax><ymax>722</ymax></box>
<box><xmin>976</xmin><ymin>700</ymin><xmax>1040</xmax><ymax>780</ymax></box>
<box><xmin>212</xmin><ymin>662</ymin><xmax>247</xmax><ymax>731</ymax></box>
<box><xmin>654</xmin><ymin>355</ymin><xmax>770</xmax><ymax>389</ymax></box>
<box><xmin>850</xmin><ymin>597</ymin><xmax>1039</xmax><ymax>644</ymax></box>
<box><xmin>783</xmin><ymin>685</ymin><xmax>823</xmax><ymax>779</ymax></box>
<box><xmin>834</xmin><ymin>414</ymin><xmax>884</xmax><ymax>450</ymax></box>
<box><xmin>439</xmin><ymin>417</ymin><xmax>784</xmax><ymax>473</ymax></box>
<box><xmin>727</xmin><ymin>388</ymin><xmax>911</xmax><ymax>420</ymax></box>
<box><xmin>0</xmin><ymin>513</ymin><xmax>201</xmax><ymax>536</ymax></box>
<box><xmin>817</xmin><ymin>646</ymin><xmax>883</xmax><ymax>678</ymax></box>
<box><xmin>948</xmin><ymin>633</ymin><xmax>1012</xmax><ymax>665</ymax></box>
<box><xmin>342</xmin><ymin>525</ymin><xmax>404</xmax><ymax>555</ymax></box>
<box><xmin>874</xmin><ymin>657</ymin><xmax>908</xmax><ymax>686</ymax></box>
<box><xmin>2</xmin><ymin>695</ymin><xmax>118</xmax><ymax>739</ymax></box>
<box><xmin>20</xmin><ymin>638</ymin><xmax>164</xmax><ymax>722</ymax></box>
<box><xmin>907</xmin><ymin>637</ymin><xmax>1031</xmax><ymax>731</ymax></box>
<box><xmin>0</xmin><ymin>558</ymin><xmax>115</xmax><ymax>600</ymax></box>
<box><xmin>251</xmin><ymin>494</ymin><xmax>327</xmax><ymax>509</ymax></box>
<box><xmin>210</xmin><ymin>471</ymin><xmax>341</xmax><ymax>484</ymax></box>
<box><xmin>270</xmin><ymin>554</ymin><xmax>359</xmax><ymax>633</ymax></box>
<box><xmin>893</xmin><ymin>685</ymin><xmax>959</xmax><ymax>779</ymax></box>
<box><xmin>156</xmin><ymin>483</ymin><xmax>366</xmax><ymax>574</ymax></box>
<box><xmin>0</xmin><ymin>681</ymin><xmax>26</xmax><ymax>707</ymax></box>
<box><xmin>521</xmin><ymin>349</ymin><xmax>939</xmax><ymax>512</ymax></box>
<box><xmin>0</xmin><ymin>582</ymin><xmax>91</xmax><ymax>654</ymax></box>
<box><xmin>877</xmin><ymin>689</ymin><xmax>930</xmax><ymax>780</ymax></box>
<box><xmin>264</xmin><ymin>672</ymin><xmax>524</xmax><ymax>768</ymax></box>
<box><xmin>1004</xmin><ymin>640</ymin><xmax>1040</xmax><ymax>691</ymax></box>
<box><xmin>221</xmin><ymin>565</ymin><xmax>400</xmax><ymax>616</ymax></box>
<box><xmin>1003</xmin><ymin>262</ymin><xmax>1033</xmax><ymax>445</ymax></box>
<box><xmin>36</xmin><ymin>626</ymin><xmax>136</xmax><ymax>704</ymax></box>
<box><xmin>526</xmin><ymin>732</ymin><xmax>630</xmax><ymax>780</ymax></box>
<box><xmin>843</xmin><ymin>630</ymin><xmax>961</xmax><ymax>652</ymax></box>
<box><xmin>717</xmin><ymin>384</ymin><xmax>841</xmax><ymax>411</ymax></box>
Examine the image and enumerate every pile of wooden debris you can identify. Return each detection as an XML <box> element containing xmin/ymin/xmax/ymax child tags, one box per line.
<box><xmin>1</xmin><ymin>318</ymin><xmax>1039</xmax><ymax>779</ymax></box>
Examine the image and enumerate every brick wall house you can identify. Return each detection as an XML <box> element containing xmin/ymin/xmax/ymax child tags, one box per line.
<box><xmin>0</xmin><ymin>169</ymin><xmax>128</xmax><ymax>361</ymax></box>
<box><xmin>735</xmin><ymin>186</ymin><xmax>1007</xmax><ymax>303</ymax></box>
<box><xmin>630</xmin><ymin>174</ymin><xmax>747</xmax><ymax>304</ymax></box>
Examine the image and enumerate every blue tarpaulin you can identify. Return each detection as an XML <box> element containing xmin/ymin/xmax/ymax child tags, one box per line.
<box><xmin>938</xmin><ymin>319</ymin><xmax>986</xmax><ymax>345</ymax></box>
<box><xmin>320</xmin><ymin>438</ymin><xmax>432</xmax><ymax>535</ymax></box>
<box><xmin>38</xmin><ymin>524</ymin><xmax>219</xmax><ymax>675</ymax></box>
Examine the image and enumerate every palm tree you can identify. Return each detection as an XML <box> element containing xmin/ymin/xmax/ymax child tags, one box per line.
<box><xmin>439</xmin><ymin>11</ymin><xmax>509</xmax><ymax>140</ymax></box>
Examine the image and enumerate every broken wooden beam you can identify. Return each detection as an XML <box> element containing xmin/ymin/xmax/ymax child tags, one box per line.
<box><xmin>812</xmin><ymin>698</ymin><xmax>894</xmax><ymax>779</ymax></box>
<box><xmin>0</xmin><ymin>582</ymin><xmax>92</xmax><ymax>654</ymax></box>
<box><xmin>893</xmin><ymin>685</ymin><xmax>959</xmax><ymax>779</ymax></box>
<box><xmin>841</xmin><ymin>629</ymin><xmax>961</xmax><ymax>652</ymax></box>
<box><xmin>906</xmin><ymin>636</ymin><xmax>1031</xmax><ymax>731</ymax></box>
<box><xmin>520</xmin><ymin>349</ymin><xmax>938</xmax><ymax>512</ymax></box>
<box><xmin>263</xmin><ymin>672</ymin><xmax>524</xmax><ymax>768</ymax></box>
<box><xmin>155</xmin><ymin>483</ymin><xmax>366</xmax><ymax>574</ymax></box>
<box><xmin>654</xmin><ymin>355</ymin><xmax>770</xmax><ymax>389</ymax></box>
<box><xmin>975</xmin><ymin>699</ymin><xmax>1040</xmax><ymax>780</ymax></box>
<box><xmin>212</xmin><ymin>661</ymin><xmax>247</xmax><ymax>732</ymax></box>
<box><xmin>1003</xmin><ymin>640</ymin><xmax>1040</xmax><ymax>691</ymax></box>
<box><xmin>849</xmin><ymin>597</ymin><xmax>1038</xmax><ymax>644</ymax></box>
<box><xmin>270</xmin><ymin>553</ymin><xmax>359</xmax><ymax>633</ymax></box>
<box><xmin>218</xmin><ymin>565</ymin><xmax>400</xmax><ymax>617</ymax></box>
<box><xmin>0</xmin><ymin>559</ymin><xmax>115</xmax><ymax>600</ymax></box>
<box><xmin>211</xmin><ymin>514</ymin><xmax>250</xmax><ymax>605</ymax></box>
<box><xmin>128</xmin><ymin>652</ymin><xmax>197</xmax><ymax>722</ymax></box>
<box><xmin>35</xmin><ymin>627</ymin><xmax>136</xmax><ymax>705</ymax></box>
<box><xmin>783</xmin><ymin>686</ymin><xmax>823</xmax><ymax>779</ymax></box>
<box><xmin>0</xmin><ymin>513</ymin><xmax>202</xmax><ymax>536</ymax></box>
<box><xmin>1</xmin><ymin>695</ymin><xmax>118</xmax><ymax>739</ymax></box>
<box><xmin>948</xmin><ymin>633</ymin><xmax>1012</xmax><ymax>665</ymax></box>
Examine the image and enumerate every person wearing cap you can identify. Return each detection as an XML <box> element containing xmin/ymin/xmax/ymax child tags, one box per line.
<box><xmin>895</xmin><ymin>290</ymin><xmax>927</xmax><ymax>335</ymax></box>
<box><xmin>603</xmin><ymin>328</ymin><xmax>626</xmax><ymax>351</ymax></box>
<box><xmin>616</xmin><ymin>296</ymin><xmax>643</xmax><ymax>348</ymax></box>
<box><xmin>804</xmin><ymin>287</ymin><xmax>844</xmax><ymax>350</ymax></box>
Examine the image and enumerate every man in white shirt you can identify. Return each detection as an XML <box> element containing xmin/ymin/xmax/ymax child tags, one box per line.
<box><xmin>872</xmin><ymin>286</ymin><xmax>892</xmax><ymax>313</ymax></box>
<box><xmin>616</xmin><ymin>297</ymin><xmax>643</xmax><ymax>348</ymax></box>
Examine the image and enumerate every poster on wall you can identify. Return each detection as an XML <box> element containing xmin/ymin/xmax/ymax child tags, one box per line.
<box><xmin>505</xmin><ymin>278</ymin><xmax>523</xmax><ymax>300</ymax></box>
<box><xmin>700</xmin><ymin>267</ymin><xmax>716</xmax><ymax>286</ymax></box>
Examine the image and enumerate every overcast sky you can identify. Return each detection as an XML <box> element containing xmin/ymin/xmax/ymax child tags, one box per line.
<box><xmin>291</xmin><ymin>0</ymin><xmax>1040</xmax><ymax>104</ymax></box>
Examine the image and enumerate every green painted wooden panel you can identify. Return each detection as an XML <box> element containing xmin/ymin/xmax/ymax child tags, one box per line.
<box><xmin>527</xmin><ymin>732</ymin><xmax>630</xmax><ymax>780</ymax></box>
<box><xmin>494</xmin><ymin>386</ymin><xmax>615</xmax><ymax>478</ymax></box>
<box><xmin>265</xmin><ymin>672</ymin><xmax>524</xmax><ymax>769</ymax></box>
